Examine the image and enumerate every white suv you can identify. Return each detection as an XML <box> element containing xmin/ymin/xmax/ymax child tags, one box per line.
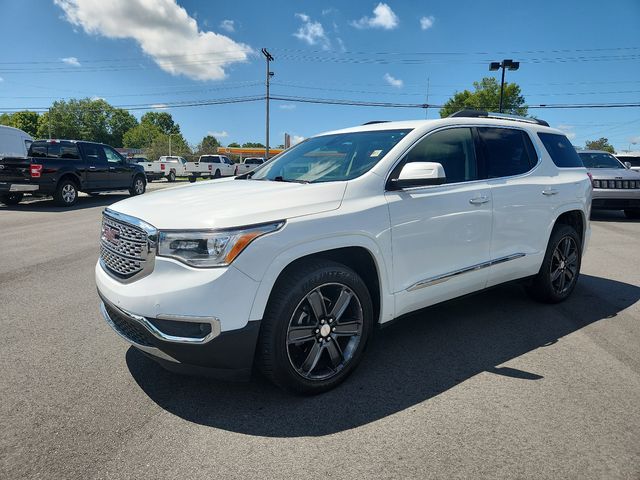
<box><xmin>96</xmin><ymin>111</ymin><xmax>592</xmax><ymax>394</ymax></box>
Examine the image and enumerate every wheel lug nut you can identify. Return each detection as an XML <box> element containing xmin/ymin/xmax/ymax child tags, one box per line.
<box><xmin>320</xmin><ymin>319</ymin><xmax>325</xmax><ymax>324</ymax></box>
<box><xmin>332</xmin><ymin>327</ymin><xmax>336</xmax><ymax>331</ymax></box>
<box><xmin>315</xmin><ymin>329</ymin><xmax>319</xmax><ymax>334</ymax></box>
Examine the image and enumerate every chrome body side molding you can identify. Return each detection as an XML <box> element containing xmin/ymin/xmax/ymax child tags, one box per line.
<box><xmin>406</xmin><ymin>253</ymin><xmax>526</xmax><ymax>292</ymax></box>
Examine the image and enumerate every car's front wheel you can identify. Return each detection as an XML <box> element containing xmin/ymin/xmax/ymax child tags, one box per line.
<box><xmin>0</xmin><ymin>193</ymin><xmax>24</xmax><ymax>205</ymax></box>
<box><xmin>257</xmin><ymin>259</ymin><xmax>373</xmax><ymax>394</ymax></box>
<box><xmin>527</xmin><ymin>224</ymin><xmax>582</xmax><ymax>303</ymax></box>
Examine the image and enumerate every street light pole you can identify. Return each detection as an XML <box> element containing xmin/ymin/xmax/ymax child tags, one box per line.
<box><xmin>261</xmin><ymin>48</ymin><xmax>274</xmax><ymax>159</ymax></box>
<box><xmin>489</xmin><ymin>59</ymin><xmax>520</xmax><ymax>113</ymax></box>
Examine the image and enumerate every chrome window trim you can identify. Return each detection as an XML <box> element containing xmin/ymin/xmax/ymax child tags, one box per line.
<box><xmin>384</xmin><ymin>124</ymin><xmax>543</xmax><ymax>191</ymax></box>
<box><xmin>99</xmin><ymin>293</ymin><xmax>221</xmax><ymax>345</ymax></box>
<box><xmin>406</xmin><ymin>253</ymin><xmax>526</xmax><ymax>292</ymax></box>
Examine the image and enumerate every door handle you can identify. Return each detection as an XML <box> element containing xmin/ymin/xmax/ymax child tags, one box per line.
<box><xmin>89</xmin><ymin>166</ymin><xmax>96</xmax><ymax>170</ymax></box>
<box><xmin>109</xmin><ymin>167</ymin><xmax>115</xmax><ymax>171</ymax></box>
<box><xmin>542</xmin><ymin>188</ymin><xmax>559</xmax><ymax>196</ymax></box>
<box><xmin>469</xmin><ymin>195</ymin><xmax>489</xmax><ymax>205</ymax></box>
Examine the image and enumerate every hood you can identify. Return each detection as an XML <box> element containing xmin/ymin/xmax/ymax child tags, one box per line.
<box><xmin>109</xmin><ymin>178</ymin><xmax>347</xmax><ymax>230</ymax></box>
<box><xmin>588</xmin><ymin>167</ymin><xmax>640</xmax><ymax>180</ymax></box>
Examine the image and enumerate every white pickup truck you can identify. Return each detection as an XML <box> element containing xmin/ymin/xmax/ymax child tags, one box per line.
<box><xmin>141</xmin><ymin>156</ymin><xmax>187</xmax><ymax>182</ymax></box>
<box><xmin>142</xmin><ymin>155</ymin><xmax>236</xmax><ymax>183</ymax></box>
<box><xmin>234</xmin><ymin>157</ymin><xmax>265</xmax><ymax>176</ymax></box>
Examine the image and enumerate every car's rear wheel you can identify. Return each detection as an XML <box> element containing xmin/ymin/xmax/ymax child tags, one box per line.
<box><xmin>53</xmin><ymin>179</ymin><xmax>78</xmax><ymax>207</ymax></box>
<box><xmin>0</xmin><ymin>193</ymin><xmax>24</xmax><ymax>205</ymax></box>
<box><xmin>527</xmin><ymin>224</ymin><xmax>582</xmax><ymax>303</ymax></box>
<box><xmin>188</xmin><ymin>176</ymin><xmax>197</xmax><ymax>183</ymax></box>
<box><xmin>167</xmin><ymin>171</ymin><xmax>176</xmax><ymax>182</ymax></box>
<box><xmin>624</xmin><ymin>209</ymin><xmax>640</xmax><ymax>219</ymax></box>
<box><xmin>129</xmin><ymin>175</ymin><xmax>146</xmax><ymax>196</ymax></box>
<box><xmin>214</xmin><ymin>169</ymin><xmax>221</xmax><ymax>178</ymax></box>
<box><xmin>257</xmin><ymin>259</ymin><xmax>373</xmax><ymax>395</ymax></box>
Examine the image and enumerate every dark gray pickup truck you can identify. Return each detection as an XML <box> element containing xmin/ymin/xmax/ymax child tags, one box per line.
<box><xmin>0</xmin><ymin>139</ymin><xmax>146</xmax><ymax>206</ymax></box>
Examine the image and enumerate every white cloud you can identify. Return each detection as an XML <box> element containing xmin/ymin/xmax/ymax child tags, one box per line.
<box><xmin>292</xmin><ymin>135</ymin><xmax>305</xmax><ymax>145</ymax></box>
<box><xmin>219</xmin><ymin>19</ymin><xmax>234</xmax><ymax>33</ymax></box>
<box><xmin>208</xmin><ymin>130</ymin><xmax>229</xmax><ymax>138</ymax></box>
<box><xmin>0</xmin><ymin>77</ymin><xmax>4</xmax><ymax>82</ymax></box>
<box><xmin>419</xmin><ymin>15</ymin><xmax>435</xmax><ymax>30</ymax></box>
<box><xmin>54</xmin><ymin>0</ymin><xmax>252</xmax><ymax>81</ymax></box>
<box><xmin>293</xmin><ymin>13</ymin><xmax>331</xmax><ymax>50</ymax></box>
<box><xmin>322</xmin><ymin>8</ymin><xmax>337</xmax><ymax>16</ymax></box>
<box><xmin>557</xmin><ymin>124</ymin><xmax>576</xmax><ymax>140</ymax></box>
<box><xmin>352</xmin><ymin>3</ymin><xmax>399</xmax><ymax>30</ymax></box>
<box><xmin>61</xmin><ymin>56</ymin><xmax>81</xmax><ymax>66</ymax></box>
<box><xmin>151</xmin><ymin>103</ymin><xmax>168</xmax><ymax>110</ymax></box>
<box><xmin>279</xmin><ymin>104</ymin><xmax>296</xmax><ymax>110</ymax></box>
<box><xmin>383</xmin><ymin>73</ymin><xmax>403</xmax><ymax>88</ymax></box>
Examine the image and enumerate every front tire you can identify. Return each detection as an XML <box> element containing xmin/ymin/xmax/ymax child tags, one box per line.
<box><xmin>0</xmin><ymin>193</ymin><xmax>24</xmax><ymax>205</ymax></box>
<box><xmin>167</xmin><ymin>171</ymin><xmax>176</xmax><ymax>182</ymax></box>
<box><xmin>257</xmin><ymin>259</ymin><xmax>374</xmax><ymax>395</ymax></box>
<box><xmin>527</xmin><ymin>224</ymin><xmax>582</xmax><ymax>303</ymax></box>
<box><xmin>53</xmin><ymin>179</ymin><xmax>78</xmax><ymax>207</ymax></box>
<box><xmin>624</xmin><ymin>209</ymin><xmax>640</xmax><ymax>219</ymax></box>
<box><xmin>129</xmin><ymin>175</ymin><xmax>146</xmax><ymax>196</ymax></box>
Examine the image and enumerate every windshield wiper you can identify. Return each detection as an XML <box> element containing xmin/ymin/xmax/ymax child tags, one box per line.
<box><xmin>273</xmin><ymin>176</ymin><xmax>310</xmax><ymax>184</ymax></box>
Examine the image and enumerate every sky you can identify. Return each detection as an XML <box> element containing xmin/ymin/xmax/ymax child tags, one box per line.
<box><xmin>0</xmin><ymin>0</ymin><xmax>639</xmax><ymax>151</ymax></box>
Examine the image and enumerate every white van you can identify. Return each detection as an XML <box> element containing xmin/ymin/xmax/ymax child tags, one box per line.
<box><xmin>0</xmin><ymin>125</ymin><xmax>33</xmax><ymax>159</ymax></box>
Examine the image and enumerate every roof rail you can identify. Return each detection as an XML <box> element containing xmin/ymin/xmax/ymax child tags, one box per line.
<box><xmin>448</xmin><ymin>109</ymin><xmax>549</xmax><ymax>127</ymax></box>
<box><xmin>362</xmin><ymin>120</ymin><xmax>390</xmax><ymax>125</ymax></box>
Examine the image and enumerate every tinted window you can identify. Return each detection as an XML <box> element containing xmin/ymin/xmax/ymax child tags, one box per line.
<box><xmin>83</xmin><ymin>144</ymin><xmax>104</xmax><ymax>164</ymax></box>
<box><xmin>578</xmin><ymin>152</ymin><xmax>624</xmax><ymax>169</ymax></box>
<box><xmin>30</xmin><ymin>143</ymin><xmax>46</xmax><ymax>157</ymax></box>
<box><xmin>616</xmin><ymin>155</ymin><xmax>640</xmax><ymax>167</ymax></box>
<box><xmin>246</xmin><ymin>159</ymin><xmax>262</xmax><ymax>165</ymax></box>
<box><xmin>60</xmin><ymin>144</ymin><xmax>80</xmax><ymax>159</ymax></box>
<box><xmin>405</xmin><ymin>128</ymin><xmax>477</xmax><ymax>184</ymax></box>
<box><xmin>213</xmin><ymin>156</ymin><xmax>220</xmax><ymax>163</ymax></box>
<box><xmin>478</xmin><ymin>128</ymin><xmax>537</xmax><ymax>178</ymax></box>
<box><xmin>103</xmin><ymin>146</ymin><xmax>123</xmax><ymax>164</ymax></box>
<box><xmin>538</xmin><ymin>133</ymin><xmax>583</xmax><ymax>168</ymax></box>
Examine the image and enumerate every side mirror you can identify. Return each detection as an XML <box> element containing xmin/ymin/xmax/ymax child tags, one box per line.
<box><xmin>388</xmin><ymin>162</ymin><xmax>446</xmax><ymax>190</ymax></box>
<box><xmin>624</xmin><ymin>161</ymin><xmax>632</xmax><ymax>169</ymax></box>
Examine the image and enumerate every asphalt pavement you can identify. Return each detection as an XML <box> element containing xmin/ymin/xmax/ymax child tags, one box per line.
<box><xmin>1</xmin><ymin>185</ymin><xmax>639</xmax><ymax>479</ymax></box>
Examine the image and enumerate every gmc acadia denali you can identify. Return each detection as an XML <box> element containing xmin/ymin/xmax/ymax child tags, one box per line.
<box><xmin>96</xmin><ymin>111</ymin><xmax>592</xmax><ymax>394</ymax></box>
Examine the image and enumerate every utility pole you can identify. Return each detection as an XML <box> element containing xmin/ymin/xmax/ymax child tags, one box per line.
<box><xmin>489</xmin><ymin>59</ymin><xmax>520</xmax><ymax>113</ymax></box>
<box><xmin>261</xmin><ymin>48</ymin><xmax>274</xmax><ymax>159</ymax></box>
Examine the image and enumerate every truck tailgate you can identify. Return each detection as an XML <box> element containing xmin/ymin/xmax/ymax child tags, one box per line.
<box><xmin>0</xmin><ymin>157</ymin><xmax>32</xmax><ymax>182</ymax></box>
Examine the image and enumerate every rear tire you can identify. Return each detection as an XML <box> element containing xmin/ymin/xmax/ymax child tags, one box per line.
<box><xmin>129</xmin><ymin>175</ymin><xmax>146</xmax><ymax>196</ymax></box>
<box><xmin>0</xmin><ymin>193</ymin><xmax>23</xmax><ymax>205</ymax></box>
<box><xmin>624</xmin><ymin>209</ymin><xmax>640</xmax><ymax>219</ymax></box>
<box><xmin>188</xmin><ymin>177</ymin><xmax>197</xmax><ymax>183</ymax></box>
<box><xmin>53</xmin><ymin>179</ymin><xmax>78</xmax><ymax>207</ymax></box>
<box><xmin>527</xmin><ymin>224</ymin><xmax>582</xmax><ymax>303</ymax></box>
<box><xmin>257</xmin><ymin>259</ymin><xmax>374</xmax><ymax>395</ymax></box>
<box><xmin>214</xmin><ymin>169</ymin><xmax>221</xmax><ymax>179</ymax></box>
<box><xmin>167</xmin><ymin>171</ymin><xmax>176</xmax><ymax>182</ymax></box>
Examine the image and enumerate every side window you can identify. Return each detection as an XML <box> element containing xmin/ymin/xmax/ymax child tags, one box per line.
<box><xmin>83</xmin><ymin>144</ymin><xmax>105</xmax><ymax>164</ymax></box>
<box><xmin>46</xmin><ymin>144</ymin><xmax>61</xmax><ymax>158</ymax></box>
<box><xmin>59</xmin><ymin>144</ymin><xmax>80</xmax><ymax>160</ymax></box>
<box><xmin>103</xmin><ymin>146</ymin><xmax>123</xmax><ymax>164</ymax></box>
<box><xmin>213</xmin><ymin>156</ymin><xmax>221</xmax><ymax>163</ymax></box>
<box><xmin>538</xmin><ymin>133</ymin><xmax>583</xmax><ymax>168</ymax></box>
<box><xmin>30</xmin><ymin>144</ymin><xmax>47</xmax><ymax>157</ymax></box>
<box><xmin>404</xmin><ymin>127</ymin><xmax>477</xmax><ymax>184</ymax></box>
<box><xmin>477</xmin><ymin>127</ymin><xmax>537</xmax><ymax>178</ymax></box>
<box><xmin>24</xmin><ymin>140</ymin><xmax>33</xmax><ymax>153</ymax></box>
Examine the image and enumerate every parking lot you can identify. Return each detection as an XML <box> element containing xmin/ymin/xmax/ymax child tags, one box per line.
<box><xmin>1</xmin><ymin>185</ymin><xmax>639</xmax><ymax>479</ymax></box>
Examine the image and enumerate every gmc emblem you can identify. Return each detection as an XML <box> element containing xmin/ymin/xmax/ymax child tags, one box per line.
<box><xmin>102</xmin><ymin>225</ymin><xmax>120</xmax><ymax>245</ymax></box>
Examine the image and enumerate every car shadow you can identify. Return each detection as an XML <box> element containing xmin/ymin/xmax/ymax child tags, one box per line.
<box><xmin>126</xmin><ymin>274</ymin><xmax>639</xmax><ymax>437</ymax></box>
<box><xmin>0</xmin><ymin>193</ymin><xmax>130</xmax><ymax>212</ymax></box>
<box><xmin>591</xmin><ymin>210</ymin><xmax>637</xmax><ymax>222</ymax></box>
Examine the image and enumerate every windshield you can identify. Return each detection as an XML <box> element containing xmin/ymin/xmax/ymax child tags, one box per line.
<box><xmin>249</xmin><ymin>129</ymin><xmax>411</xmax><ymax>183</ymax></box>
<box><xmin>578</xmin><ymin>152</ymin><xmax>624</xmax><ymax>169</ymax></box>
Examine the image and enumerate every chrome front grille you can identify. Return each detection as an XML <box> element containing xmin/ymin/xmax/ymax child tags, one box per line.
<box><xmin>99</xmin><ymin>211</ymin><xmax>157</xmax><ymax>282</ymax></box>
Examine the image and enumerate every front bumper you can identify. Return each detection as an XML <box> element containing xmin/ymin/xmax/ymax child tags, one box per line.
<box><xmin>591</xmin><ymin>188</ymin><xmax>640</xmax><ymax>210</ymax></box>
<box><xmin>99</xmin><ymin>292</ymin><xmax>261</xmax><ymax>380</ymax></box>
<box><xmin>0</xmin><ymin>182</ymin><xmax>39</xmax><ymax>193</ymax></box>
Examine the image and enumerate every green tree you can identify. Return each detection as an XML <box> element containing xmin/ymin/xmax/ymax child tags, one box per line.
<box><xmin>439</xmin><ymin>77</ymin><xmax>527</xmax><ymax>118</ymax></box>
<box><xmin>195</xmin><ymin>135</ymin><xmax>220</xmax><ymax>155</ymax></box>
<box><xmin>140</xmin><ymin>111</ymin><xmax>180</xmax><ymax>135</ymax></box>
<box><xmin>145</xmin><ymin>133</ymin><xmax>191</xmax><ymax>161</ymax></box>
<box><xmin>0</xmin><ymin>111</ymin><xmax>40</xmax><ymax>137</ymax></box>
<box><xmin>227</xmin><ymin>142</ymin><xmax>240</xmax><ymax>148</ymax></box>
<box><xmin>585</xmin><ymin>137</ymin><xmax>615</xmax><ymax>154</ymax></box>
<box><xmin>122</xmin><ymin>122</ymin><xmax>163</xmax><ymax>149</ymax></box>
<box><xmin>35</xmin><ymin>98</ymin><xmax>137</xmax><ymax>146</ymax></box>
<box><xmin>241</xmin><ymin>142</ymin><xmax>266</xmax><ymax>148</ymax></box>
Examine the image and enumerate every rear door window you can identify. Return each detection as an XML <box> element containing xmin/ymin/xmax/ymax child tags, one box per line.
<box><xmin>538</xmin><ymin>133</ymin><xmax>583</xmax><ymax>168</ymax></box>
<box><xmin>477</xmin><ymin>127</ymin><xmax>537</xmax><ymax>178</ymax></box>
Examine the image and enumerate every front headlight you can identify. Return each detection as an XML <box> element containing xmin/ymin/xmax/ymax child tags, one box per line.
<box><xmin>157</xmin><ymin>221</ymin><xmax>284</xmax><ymax>267</ymax></box>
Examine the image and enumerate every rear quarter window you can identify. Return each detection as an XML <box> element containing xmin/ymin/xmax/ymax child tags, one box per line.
<box><xmin>538</xmin><ymin>133</ymin><xmax>583</xmax><ymax>168</ymax></box>
<box><xmin>477</xmin><ymin>127</ymin><xmax>538</xmax><ymax>178</ymax></box>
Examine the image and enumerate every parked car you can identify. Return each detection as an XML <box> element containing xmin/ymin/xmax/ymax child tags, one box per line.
<box><xmin>234</xmin><ymin>157</ymin><xmax>265</xmax><ymax>175</ymax></box>
<box><xmin>578</xmin><ymin>150</ymin><xmax>640</xmax><ymax>219</ymax></box>
<box><xmin>197</xmin><ymin>154</ymin><xmax>236</xmax><ymax>178</ymax></box>
<box><xmin>96</xmin><ymin>111</ymin><xmax>591</xmax><ymax>394</ymax></box>
<box><xmin>615</xmin><ymin>152</ymin><xmax>640</xmax><ymax>173</ymax></box>
<box><xmin>0</xmin><ymin>139</ymin><xmax>146</xmax><ymax>206</ymax></box>
<box><xmin>0</xmin><ymin>125</ymin><xmax>33</xmax><ymax>159</ymax></box>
